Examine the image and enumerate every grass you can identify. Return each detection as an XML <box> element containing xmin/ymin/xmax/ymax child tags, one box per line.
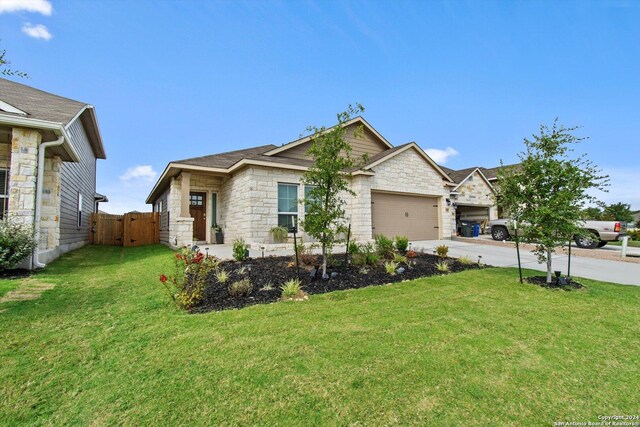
<box><xmin>607</xmin><ymin>239</ymin><xmax>640</xmax><ymax>247</ymax></box>
<box><xmin>1</xmin><ymin>245</ymin><xmax>639</xmax><ymax>425</ymax></box>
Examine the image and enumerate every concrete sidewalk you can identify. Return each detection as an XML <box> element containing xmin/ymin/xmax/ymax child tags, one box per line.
<box><xmin>411</xmin><ymin>240</ymin><xmax>640</xmax><ymax>286</ymax></box>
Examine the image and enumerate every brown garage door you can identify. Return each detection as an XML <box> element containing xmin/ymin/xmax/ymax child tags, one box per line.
<box><xmin>371</xmin><ymin>192</ymin><xmax>439</xmax><ymax>240</ymax></box>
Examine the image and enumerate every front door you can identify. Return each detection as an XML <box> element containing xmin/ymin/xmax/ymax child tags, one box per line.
<box><xmin>189</xmin><ymin>192</ymin><xmax>207</xmax><ymax>241</ymax></box>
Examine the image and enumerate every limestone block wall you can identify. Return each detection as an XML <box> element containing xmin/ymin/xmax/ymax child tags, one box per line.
<box><xmin>369</xmin><ymin>148</ymin><xmax>454</xmax><ymax>239</ymax></box>
<box><xmin>455</xmin><ymin>171</ymin><xmax>496</xmax><ymax>207</ymax></box>
<box><xmin>39</xmin><ymin>156</ymin><xmax>62</xmax><ymax>250</ymax></box>
<box><xmin>220</xmin><ymin>168</ymin><xmax>253</xmax><ymax>243</ymax></box>
<box><xmin>8</xmin><ymin>127</ymin><xmax>40</xmax><ymax>226</ymax></box>
<box><xmin>347</xmin><ymin>175</ymin><xmax>373</xmax><ymax>241</ymax></box>
<box><xmin>167</xmin><ymin>176</ymin><xmax>193</xmax><ymax>248</ymax></box>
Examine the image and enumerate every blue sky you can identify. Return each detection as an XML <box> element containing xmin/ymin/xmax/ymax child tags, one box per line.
<box><xmin>1</xmin><ymin>0</ymin><xmax>639</xmax><ymax>212</ymax></box>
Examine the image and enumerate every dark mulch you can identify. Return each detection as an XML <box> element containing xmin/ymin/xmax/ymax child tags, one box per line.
<box><xmin>193</xmin><ymin>253</ymin><xmax>485</xmax><ymax>313</ymax></box>
<box><xmin>525</xmin><ymin>275</ymin><xmax>584</xmax><ymax>290</ymax></box>
<box><xmin>0</xmin><ymin>269</ymin><xmax>31</xmax><ymax>280</ymax></box>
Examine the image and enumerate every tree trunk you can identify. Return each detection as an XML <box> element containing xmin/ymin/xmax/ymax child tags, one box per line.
<box><xmin>321</xmin><ymin>232</ymin><xmax>327</xmax><ymax>278</ymax></box>
<box><xmin>546</xmin><ymin>248</ymin><xmax>553</xmax><ymax>283</ymax></box>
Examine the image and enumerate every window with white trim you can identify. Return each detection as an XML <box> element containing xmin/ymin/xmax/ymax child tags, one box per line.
<box><xmin>278</xmin><ymin>183</ymin><xmax>298</xmax><ymax>231</ymax></box>
<box><xmin>304</xmin><ymin>185</ymin><xmax>318</xmax><ymax>213</ymax></box>
<box><xmin>0</xmin><ymin>168</ymin><xmax>8</xmax><ymax>219</ymax></box>
<box><xmin>77</xmin><ymin>192</ymin><xmax>83</xmax><ymax>227</ymax></box>
<box><xmin>157</xmin><ymin>199</ymin><xmax>164</xmax><ymax>228</ymax></box>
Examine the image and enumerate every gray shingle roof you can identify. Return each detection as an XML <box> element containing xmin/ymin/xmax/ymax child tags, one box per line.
<box><xmin>174</xmin><ymin>144</ymin><xmax>278</xmax><ymax>168</ymax></box>
<box><xmin>0</xmin><ymin>78</ymin><xmax>86</xmax><ymax>125</ymax></box>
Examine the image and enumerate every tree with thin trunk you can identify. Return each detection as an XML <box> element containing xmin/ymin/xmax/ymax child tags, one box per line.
<box><xmin>301</xmin><ymin>104</ymin><xmax>367</xmax><ymax>278</ymax></box>
<box><xmin>0</xmin><ymin>46</ymin><xmax>28</xmax><ymax>78</ymax></box>
<box><xmin>496</xmin><ymin>120</ymin><xmax>608</xmax><ymax>283</ymax></box>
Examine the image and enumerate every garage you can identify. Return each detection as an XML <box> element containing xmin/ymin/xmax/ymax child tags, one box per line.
<box><xmin>371</xmin><ymin>191</ymin><xmax>440</xmax><ymax>240</ymax></box>
<box><xmin>455</xmin><ymin>204</ymin><xmax>491</xmax><ymax>234</ymax></box>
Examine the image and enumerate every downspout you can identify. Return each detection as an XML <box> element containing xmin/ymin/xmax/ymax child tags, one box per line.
<box><xmin>33</xmin><ymin>136</ymin><xmax>65</xmax><ymax>269</ymax></box>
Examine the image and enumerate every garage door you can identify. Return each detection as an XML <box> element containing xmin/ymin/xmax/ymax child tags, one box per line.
<box><xmin>371</xmin><ymin>192</ymin><xmax>439</xmax><ymax>240</ymax></box>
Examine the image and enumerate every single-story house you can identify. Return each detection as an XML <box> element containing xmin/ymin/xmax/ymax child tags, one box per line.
<box><xmin>0</xmin><ymin>78</ymin><xmax>107</xmax><ymax>267</ymax></box>
<box><xmin>146</xmin><ymin>117</ymin><xmax>506</xmax><ymax>249</ymax></box>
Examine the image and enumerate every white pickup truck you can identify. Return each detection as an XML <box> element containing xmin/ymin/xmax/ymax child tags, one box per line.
<box><xmin>488</xmin><ymin>219</ymin><xmax>627</xmax><ymax>249</ymax></box>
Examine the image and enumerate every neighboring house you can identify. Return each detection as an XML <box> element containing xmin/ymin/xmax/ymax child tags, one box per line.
<box><xmin>147</xmin><ymin>117</ymin><xmax>465</xmax><ymax>249</ymax></box>
<box><xmin>0</xmin><ymin>78</ymin><xmax>107</xmax><ymax>267</ymax></box>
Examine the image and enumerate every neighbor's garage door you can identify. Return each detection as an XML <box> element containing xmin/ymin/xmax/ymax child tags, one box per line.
<box><xmin>371</xmin><ymin>192</ymin><xmax>439</xmax><ymax>240</ymax></box>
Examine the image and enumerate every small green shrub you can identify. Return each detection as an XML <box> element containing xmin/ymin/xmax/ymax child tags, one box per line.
<box><xmin>393</xmin><ymin>253</ymin><xmax>407</xmax><ymax>265</ymax></box>
<box><xmin>394</xmin><ymin>236</ymin><xmax>409</xmax><ymax>253</ymax></box>
<box><xmin>436</xmin><ymin>244</ymin><xmax>449</xmax><ymax>258</ymax></box>
<box><xmin>347</xmin><ymin>241</ymin><xmax>360</xmax><ymax>255</ymax></box>
<box><xmin>295</xmin><ymin>237</ymin><xmax>315</xmax><ymax>265</ymax></box>
<box><xmin>228</xmin><ymin>278</ymin><xmax>252</xmax><ymax>298</ymax></box>
<box><xmin>457</xmin><ymin>256</ymin><xmax>474</xmax><ymax>265</ymax></box>
<box><xmin>280</xmin><ymin>278</ymin><xmax>305</xmax><ymax>299</ymax></box>
<box><xmin>270</xmin><ymin>226</ymin><xmax>289</xmax><ymax>243</ymax></box>
<box><xmin>232</xmin><ymin>239</ymin><xmax>249</xmax><ymax>261</ymax></box>
<box><xmin>628</xmin><ymin>229</ymin><xmax>640</xmax><ymax>240</ymax></box>
<box><xmin>435</xmin><ymin>260</ymin><xmax>450</xmax><ymax>273</ymax></box>
<box><xmin>0</xmin><ymin>219</ymin><xmax>36</xmax><ymax>271</ymax></box>
<box><xmin>159</xmin><ymin>249</ymin><xmax>219</xmax><ymax>309</ymax></box>
<box><xmin>384</xmin><ymin>261</ymin><xmax>398</xmax><ymax>275</ymax></box>
<box><xmin>215</xmin><ymin>269</ymin><xmax>229</xmax><ymax>284</ymax></box>
<box><xmin>375</xmin><ymin>234</ymin><xmax>395</xmax><ymax>259</ymax></box>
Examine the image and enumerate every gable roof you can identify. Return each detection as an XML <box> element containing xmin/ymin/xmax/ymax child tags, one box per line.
<box><xmin>441</xmin><ymin>163</ymin><xmax>520</xmax><ymax>184</ymax></box>
<box><xmin>0</xmin><ymin>78</ymin><xmax>106</xmax><ymax>159</ymax></box>
<box><xmin>175</xmin><ymin>144</ymin><xmax>277</xmax><ymax>169</ymax></box>
<box><xmin>262</xmin><ymin>116</ymin><xmax>393</xmax><ymax>157</ymax></box>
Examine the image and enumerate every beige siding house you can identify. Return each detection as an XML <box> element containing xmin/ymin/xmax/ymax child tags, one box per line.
<box><xmin>146</xmin><ymin>117</ymin><xmax>463</xmax><ymax>249</ymax></box>
<box><xmin>0</xmin><ymin>78</ymin><xmax>107</xmax><ymax>267</ymax></box>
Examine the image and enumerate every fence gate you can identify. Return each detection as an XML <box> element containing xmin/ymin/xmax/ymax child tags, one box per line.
<box><xmin>90</xmin><ymin>212</ymin><xmax>159</xmax><ymax>247</ymax></box>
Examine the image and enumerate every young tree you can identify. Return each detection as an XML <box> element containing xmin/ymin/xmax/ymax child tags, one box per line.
<box><xmin>301</xmin><ymin>104</ymin><xmax>366</xmax><ymax>278</ymax></box>
<box><xmin>602</xmin><ymin>202</ymin><xmax>634</xmax><ymax>223</ymax></box>
<box><xmin>496</xmin><ymin>120</ymin><xmax>608</xmax><ymax>283</ymax></box>
<box><xmin>0</xmin><ymin>47</ymin><xmax>28</xmax><ymax>78</ymax></box>
<box><xmin>581</xmin><ymin>206</ymin><xmax>603</xmax><ymax>220</ymax></box>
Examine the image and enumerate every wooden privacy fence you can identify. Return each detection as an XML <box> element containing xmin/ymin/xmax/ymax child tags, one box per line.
<box><xmin>89</xmin><ymin>212</ymin><xmax>159</xmax><ymax>247</ymax></box>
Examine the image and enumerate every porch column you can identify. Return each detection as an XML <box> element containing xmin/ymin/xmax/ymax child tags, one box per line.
<box><xmin>8</xmin><ymin>127</ymin><xmax>40</xmax><ymax>226</ymax></box>
<box><xmin>180</xmin><ymin>172</ymin><xmax>191</xmax><ymax>217</ymax></box>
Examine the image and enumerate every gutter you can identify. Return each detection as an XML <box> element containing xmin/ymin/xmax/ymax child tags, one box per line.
<box><xmin>32</xmin><ymin>136</ymin><xmax>65</xmax><ymax>269</ymax></box>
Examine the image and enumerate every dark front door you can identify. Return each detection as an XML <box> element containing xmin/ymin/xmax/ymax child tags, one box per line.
<box><xmin>189</xmin><ymin>192</ymin><xmax>207</xmax><ymax>241</ymax></box>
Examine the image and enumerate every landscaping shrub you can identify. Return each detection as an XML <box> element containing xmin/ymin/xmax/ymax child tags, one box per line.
<box><xmin>384</xmin><ymin>261</ymin><xmax>398</xmax><ymax>275</ymax></box>
<box><xmin>375</xmin><ymin>234</ymin><xmax>395</xmax><ymax>259</ymax></box>
<box><xmin>215</xmin><ymin>269</ymin><xmax>229</xmax><ymax>284</ymax></box>
<box><xmin>394</xmin><ymin>236</ymin><xmax>409</xmax><ymax>252</ymax></box>
<box><xmin>457</xmin><ymin>256</ymin><xmax>474</xmax><ymax>265</ymax></box>
<box><xmin>270</xmin><ymin>226</ymin><xmax>289</xmax><ymax>243</ymax></box>
<box><xmin>232</xmin><ymin>239</ymin><xmax>249</xmax><ymax>261</ymax></box>
<box><xmin>436</xmin><ymin>244</ymin><xmax>449</xmax><ymax>258</ymax></box>
<box><xmin>406</xmin><ymin>250</ymin><xmax>417</xmax><ymax>258</ymax></box>
<box><xmin>435</xmin><ymin>260</ymin><xmax>450</xmax><ymax>273</ymax></box>
<box><xmin>229</xmin><ymin>278</ymin><xmax>252</xmax><ymax>298</ymax></box>
<box><xmin>159</xmin><ymin>248</ymin><xmax>219</xmax><ymax>309</ymax></box>
<box><xmin>295</xmin><ymin>237</ymin><xmax>316</xmax><ymax>266</ymax></box>
<box><xmin>0</xmin><ymin>219</ymin><xmax>36</xmax><ymax>271</ymax></box>
<box><xmin>347</xmin><ymin>241</ymin><xmax>360</xmax><ymax>255</ymax></box>
<box><xmin>393</xmin><ymin>253</ymin><xmax>407</xmax><ymax>266</ymax></box>
<box><xmin>280</xmin><ymin>278</ymin><xmax>306</xmax><ymax>300</ymax></box>
<box><xmin>628</xmin><ymin>229</ymin><xmax>640</xmax><ymax>241</ymax></box>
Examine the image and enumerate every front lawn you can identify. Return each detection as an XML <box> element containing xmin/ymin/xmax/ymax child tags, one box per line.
<box><xmin>1</xmin><ymin>245</ymin><xmax>639</xmax><ymax>425</ymax></box>
<box><xmin>608</xmin><ymin>239</ymin><xmax>640</xmax><ymax>247</ymax></box>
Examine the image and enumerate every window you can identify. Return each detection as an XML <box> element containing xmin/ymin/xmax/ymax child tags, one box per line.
<box><xmin>0</xmin><ymin>169</ymin><xmax>8</xmax><ymax>219</ymax></box>
<box><xmin>77</xmin><ymin>192</ymin><xmax>83</xmax><ymax>227</ymax></box>
<box><xmin>157</xmin><ymin>199</ymin><xmax>164</xmax><ymax>228</ymax></box>
<box><xmin>304</xmin><ymin>185</ymin><xmax>318</xmax><ymax>213</ymax></box>
<box><xmin>278</xmin><ymin>183</ymin><xmax>298</xmax><ymax>231</ymax></box>
<box><xmin>211</xmin><ymin>193</ymin><xmax>218</xmax><ymax>227</ymax></box>
<box><xmin>189</xmin><ymin>193</ymin><xmax>204</xmax><ymax>206</ymax></box>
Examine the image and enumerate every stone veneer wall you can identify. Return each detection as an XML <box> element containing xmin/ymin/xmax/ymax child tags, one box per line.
<box><xmin>454</xmin><ymin>170</ymin><xmax>498</xmax><ymax>219</ymax></box>
<box><xmin>39</xmin><ymin>156</ymin><xmax>62</xmax><ymax>251</ymax></box>
<box><xmin>8</xmin><ymin>128</ymin><xmax>40</xmax><ymax>227</ymax></box>
<box><xmin>167</xmin><ymin>175</ymin><xmax>193</xmax><ymax>248</ymax></box>
<box><xmin>367</xmin><ymin>148</ymin><xmax>454</xmax><ymax>239</ymax></box>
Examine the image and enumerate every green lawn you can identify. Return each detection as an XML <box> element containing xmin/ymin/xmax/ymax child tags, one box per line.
<box><xmin>608</xmin><ymin>239</ymin><xmax>640</xmax><ymax>247</ymax></box>
<box><xmin>1</xmin><ymin>245</ymin><xmax>639</xmax><ymax>426</ymax></box>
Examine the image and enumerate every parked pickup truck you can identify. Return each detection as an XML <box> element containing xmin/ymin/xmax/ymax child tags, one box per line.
<box><xmin>489</xmin><ymin>219</ymin><xmax>627</xmax><ymax>249</ymax></box>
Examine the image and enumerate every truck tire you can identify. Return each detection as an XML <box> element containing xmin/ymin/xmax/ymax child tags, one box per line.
<box><xmin>574</xmin><ymin>232</ymin><xmax>599</xmax><ymax>249</ymax></box>
<box><xmin>491</xmin><ymin>226</ymin><xmax>510</xmax><ymax>241</ymax></box>
<box><xmin>596</xmin><ymin>241</ymin><xmax>607</xmax><ymax>248</ymax></box>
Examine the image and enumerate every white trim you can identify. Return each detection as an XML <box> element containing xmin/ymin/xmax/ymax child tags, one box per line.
<box><xmin>64</xmin><ymin>105</ymin><xmax>106</xmax><ymax>159</ymax></box>
<box><xmin>0</xmin><ymin>99</ymin><xmax>27</xmax><ymax>115</ymax></box>
<box><xmin>261</xmin><ymin>116</ymin><xmax>393</xmax><ymax>157</ymax></box>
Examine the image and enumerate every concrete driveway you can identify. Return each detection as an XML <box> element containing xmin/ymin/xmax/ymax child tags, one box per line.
<box><xmin>411</xmin><ymin>240</ymin><xmax>640</xmax><ymax>286</ymax></box>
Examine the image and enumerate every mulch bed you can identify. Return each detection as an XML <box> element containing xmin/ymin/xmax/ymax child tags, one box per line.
<box><xmin>193</xmin><ymin>253</ymin><xmax>484</xmax><ymax>313</ymax></box>
<box><xmin>0</xmin><ymin>269</ymin><xmax>31</xmax><ymax>280</ymax></box>
<box><xmin>525</xmin><ymin>275</ymin><xmax>584</xmax><ymax>290</ymax></box>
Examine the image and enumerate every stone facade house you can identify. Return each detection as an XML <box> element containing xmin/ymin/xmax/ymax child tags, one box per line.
<box><xmin>0</xmin><ymin>78</ymin><xmax>107</xmax><ymax>267</ymax></box>
<box><xmin>146</xmin><ymin>117</ymin><xmax>468</xmax><ymax>249</ymax></box>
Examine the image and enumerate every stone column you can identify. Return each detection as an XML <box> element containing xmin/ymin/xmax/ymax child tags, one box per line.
<box><xmin>40</xmin><ymin>156</ymin><xmax>62</xmax><ymax>250</ymax></box>
<box><xmin>180</xmin><ymin>172</ymin><xmax>191</xmax><ymax>217</ymax></box>
<box><xmin>8</xmin><ymin>127</ymin><xmax>40</xmax><ymax>226</ymax></box>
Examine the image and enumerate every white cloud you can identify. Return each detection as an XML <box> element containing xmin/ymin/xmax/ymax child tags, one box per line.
<box><xmin>424</xmin><ymin>147</ymin><xmax>459</xmax><ymax>165</ymax></box>
<box><xmin>588</xmin><ymin>167</ymin><xmax>640</xmax><ymax>211</ymax></box>
<box><xmin>119</xmin><ymin>165</ymin><xmax>158</xmax><ymax>183</ymax></box>
<box><xmin>0</xmin><ymin>0</ymin><xmax>52</xmax><ymax>15</ymax></box>
<box><xmin>21</xmin><ymin>23</ymin><xmax>52</xmax><ymax>40</ymax></box>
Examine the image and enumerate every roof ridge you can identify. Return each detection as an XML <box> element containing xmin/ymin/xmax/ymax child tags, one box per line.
<box><xmin>173</xmin><ymin>144</ymin><xmax>277</xmax><ymax>163</ymax></box>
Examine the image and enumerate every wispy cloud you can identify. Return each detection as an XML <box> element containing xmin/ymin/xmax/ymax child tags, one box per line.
<box><xmin>21</xmin><ymin>23</ymin><xmax>52</xmax><ymax>40</ymax></box>
<box><xmin>424</xmin><ymin>147</ymin><xmax>459</xmax><ymax>164</ymax></box>
<box><xmin>0</xmin><ymin>0</ymin><xmax>52</xmax><ymax>15</ymax></box>
<box><xmin>120</xmin><ymin>165</ymin><xmax>157</xmax><ymax>183</ymax></box>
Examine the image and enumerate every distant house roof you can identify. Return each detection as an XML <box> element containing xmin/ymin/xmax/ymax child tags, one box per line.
<box><xmin>0</xmin><ymin>78</ymin><xmax>106</xmax><ymax>159</ymax></box>
<box><xmin>441</xmin><ymin>163</ymin><xmax>520</xmax><ymax>184</ymax></box>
